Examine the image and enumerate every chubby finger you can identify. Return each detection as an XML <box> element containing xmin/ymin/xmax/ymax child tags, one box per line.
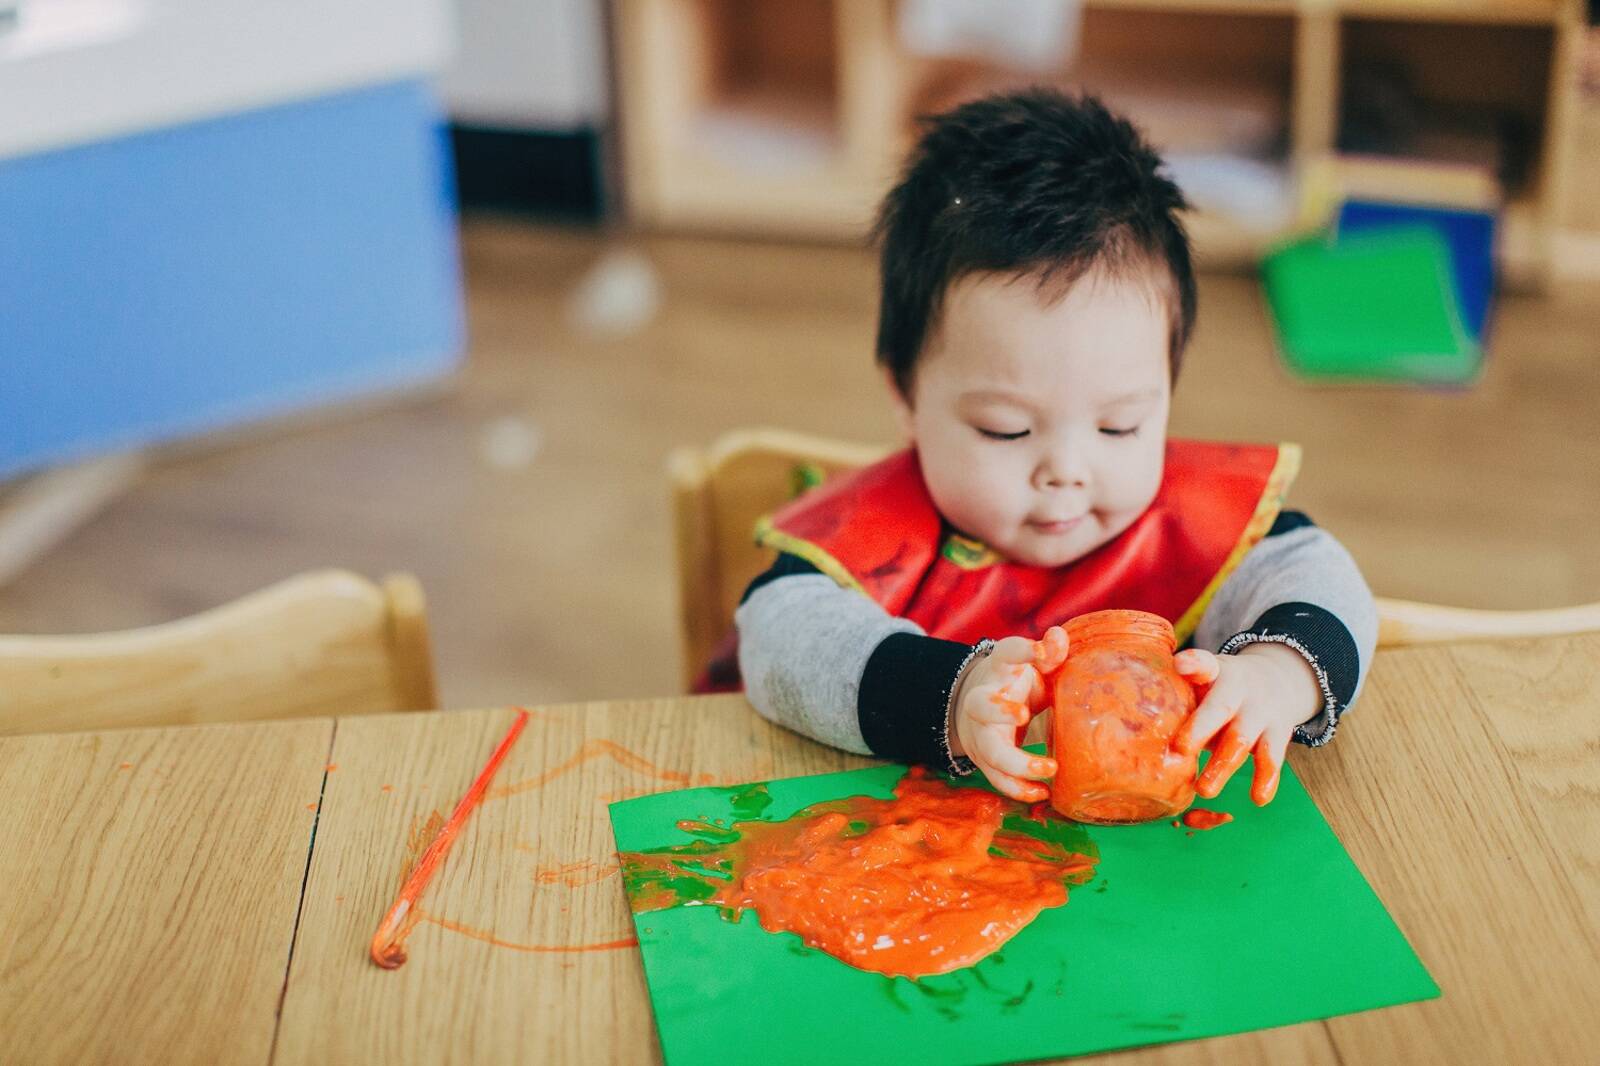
<box><xmin>1032</xmin><ymin>625</ymin><xmax>1070</xmax><ymax>674</ymax></box>
<box><xmin>989</xmin><ymin>635</ymin><xmax>1039</xmax><ymax>664</ymax></box>
<box><xmin>989</xmin><ymin>659</ymin><xmax>1050</xmax><ymax>717</ymax></box>
<box><xmin>1174</xmin><ymin>648</ymin><xmax>1221</xmax><ymax>686</ymax></box>
<box><xmin>1196</xmin><ymin>726</ymin><xmax>1253</xmax><ymax>798</ymax></box>
<box><xmin>972</xmin><ymin>726</ymin><xmax>1057</xmax><ymax>781</ymax></box>
<box><xmin>967</xmin><ymin>684</ymin><xmax>1032</xmax><ymax>727</ymax></box>
<box><xmin>1178</xmin><ymin>688</ymin><xmax>1239</xmax><ymax>756</ymax></box>
<box><xmin>1250</xmin><ymin>731</ymin><xmax>1287</xmax><ymax>806</ymax></box>
<box><xmin>976</xmin><ymin>762</ymin><xmax>1050</xmax><ymax>803</ymax></box>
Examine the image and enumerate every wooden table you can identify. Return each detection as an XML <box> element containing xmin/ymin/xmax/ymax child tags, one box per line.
<box><xmin>3</xmin><ymin>634</ymin><xmax>1597</xmax><ymax>1064</ymax></box>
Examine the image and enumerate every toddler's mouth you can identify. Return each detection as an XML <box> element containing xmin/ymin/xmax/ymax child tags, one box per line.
<box><xmin>1027</xmin><ymin>515</ymin><xmax>1088</xmax><ymax>535</ymax></box>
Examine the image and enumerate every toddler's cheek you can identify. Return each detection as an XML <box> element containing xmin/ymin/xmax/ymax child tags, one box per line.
<box><xmin>1112</xmin><ymin>460</ymin><xmax>1163</xmax><ymax>508</ymax></box>
<box><xmin>942</xmin><ymin>476</ymin><xmax>1027</xmax><ymax>546</ymax></box>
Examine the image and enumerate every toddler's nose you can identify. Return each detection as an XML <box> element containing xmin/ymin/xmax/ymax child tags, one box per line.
<box><xmin>1035</xmin><ymin>454</ymin><xmax>1089</xmax><ymax>491</ymax></box>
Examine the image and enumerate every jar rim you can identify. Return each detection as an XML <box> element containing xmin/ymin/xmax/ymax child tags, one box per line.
<box><xmin>1064</xmin><ymin>609</ymin><xmax>1175</xmax><ymax>649</ymax></box>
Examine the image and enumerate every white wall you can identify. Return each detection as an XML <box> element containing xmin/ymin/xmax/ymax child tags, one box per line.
<box><xmin>438</xmin><ymin>0</ymin><xmax>608</xmax><ymax>131</ymax></box>
<box><xmin>0</xmin><ymin>0</ymin><xmax>452</xmax><ymax>160</ymax></box>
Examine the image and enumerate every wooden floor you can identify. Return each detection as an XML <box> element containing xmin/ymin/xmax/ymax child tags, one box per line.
<box><xmin>2</xmin><ymin>219</ymin><xmax>1598</xmax><ymax>708</ymax></box>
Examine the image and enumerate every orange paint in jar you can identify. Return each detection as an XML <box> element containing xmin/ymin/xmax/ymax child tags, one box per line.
<box><xmin>1048</xmin><ymin>610</ymin><xmax>1199</xmax><ymax>825</ymax></box>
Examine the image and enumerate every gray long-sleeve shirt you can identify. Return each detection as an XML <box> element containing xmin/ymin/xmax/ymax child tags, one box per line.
<box><xmin>735</xmin><ymin>512</ymin><xmax>1377</xmax><ymax>771</ymax></box>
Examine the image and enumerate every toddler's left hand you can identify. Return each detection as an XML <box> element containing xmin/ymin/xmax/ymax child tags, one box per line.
<box><xmin>1172</xmin><ymin>644</ymin><xmax>1325</xmax><ymax>806</ymax></box>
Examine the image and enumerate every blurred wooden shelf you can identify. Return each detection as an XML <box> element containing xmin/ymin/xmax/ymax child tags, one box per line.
<box><xmin>614</xmin><ymin>0</ymin><xmax>1586</xmax><ymax>284</ymax></box>
<box><xmin>1332</xmin><ymin>0</ymin><xmax>1566</xmax><ymax>26</ymax></box>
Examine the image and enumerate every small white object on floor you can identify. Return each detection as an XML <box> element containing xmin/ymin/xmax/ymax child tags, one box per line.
<box><xmin>567</xmin><ymin>247</ymin><xmax>661</xmax><ymax>338</ymax></box>
<box><xmin>478</xmin><ymin>416</ymin><xmax>541</xmax><ymax>470</ymax></box>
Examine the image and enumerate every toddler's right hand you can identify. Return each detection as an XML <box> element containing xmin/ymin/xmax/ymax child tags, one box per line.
<box><xmin>948</xmin><ymin>627</ymin><xmax>1069</xmax><ymax>802</ymax></box>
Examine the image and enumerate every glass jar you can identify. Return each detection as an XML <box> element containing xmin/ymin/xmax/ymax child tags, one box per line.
<box><xmin>1048</xmin><ymin>609</ymin><xmax>1198</xmax><ymax>825</ymax></box>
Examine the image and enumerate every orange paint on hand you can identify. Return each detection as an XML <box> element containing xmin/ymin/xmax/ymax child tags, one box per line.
<box><xmin>370</xmin><ymin>708</ymin><xmax>531</xmax><ymax>970</ymax></box>
<box><xmin>1196</xmin><ymin>730</ymin><xmax>1252</xmax><ymax>799</ymax></box>
<box><xmin>1033</xmin><ymin>625</ymin><xmax>1070</xmax><ymax>674</ymax></box>
<box><xmin>1180</xmin><ymin>807</ymin><xmax>1233</xmax><ymax>831</ymax></box>
<box><xmin>621</xmin><ymin>769</ymin><xmax>1098</xmax><ymax>979</ymax></box>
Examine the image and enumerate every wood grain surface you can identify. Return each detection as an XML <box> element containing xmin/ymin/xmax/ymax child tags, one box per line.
<box><xmin>1294</xmin><ymin>633</ymin><xmax>1600</xmax><ymax>1065</ymax></box>
<box><xmin>272</xmin><ymin>697</ymin><xmax>869</xmax><ymax>1065</ymax></box>
<box><xmin>0</xmin><ymin>717</ymin><xmax>333</xmax><ymax>1064</ymax></box>
<box><xmin>4</xmin><ymin>636</ymin><xmax>1597</xmax><ymax>1064</ymax></box>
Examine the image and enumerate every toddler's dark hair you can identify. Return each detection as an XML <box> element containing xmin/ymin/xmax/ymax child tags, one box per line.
<box><xmin>873</xmin><ymin>89</ymin><xmax>1196</xmax><ymax>397</ymax></box>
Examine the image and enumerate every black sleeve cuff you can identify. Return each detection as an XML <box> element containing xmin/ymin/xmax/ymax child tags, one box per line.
<box><xmin>738</xmin><ymin>552</ymin><xmax>822</xmax><ymax>605</ymax></box>
<box><xmin>1266</xmin><ymin>509</ymin><xmax>1316</xmax><ymax>537</ymax></box>
<box><xmin>858</xmin><ymin>632</ymin><xmax>978</xmax><ymax>773</ymax></box>
<box><xmin>1218</xmin><ymin>601</ymin><xmax>1361</xmax><ymax>748</ymax></box>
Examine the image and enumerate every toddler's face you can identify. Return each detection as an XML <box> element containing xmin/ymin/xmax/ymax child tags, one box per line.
<box><xmin>892</xmin><ymin>266</ymin><xmax>1172</xmax><ymax>568</ymax></box>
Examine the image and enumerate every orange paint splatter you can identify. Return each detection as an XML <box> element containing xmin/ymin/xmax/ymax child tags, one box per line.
<box><xmin>622</xmin><ymin>769</ymin><xmax>1098</xmax><ymax>978</ymax></box>
<box><xmin>325</xmin><ymin>763</ymin><xmax>339</xmax><ymax>772</ymax></box>
<box><xmin>487</xmin><ymin>739</ymin><xmax>695</xmax><ymax>801</ymax></box>
<box><xmin>117</xmin><ymin>762</ymin><xmax>133</xmax><ymax>771</ymax></box>
<box><xmin>364</xmin><ymin>730</ymin><xmax>745</xmax><ymax>961</ymax></box>
<box><xmin>532</xmin><ymin>861</ymin><xmax>618</xmax><ymax>888</ymax></box>
<box><xmin>1180</xmin><ymin>808</ymin><xmax>1233</xmax><ymax>831</ymax></box>
<box><xmin>407</xmin><ymin>809</ymin><xmax>448</xmax><ymax>858</ymax></box>
<box><xmin>305</xmin><ymin>802</ymin><xmax>318</xmax><ymax>811</ymax></box>
<box><xmin>417</xmin><ymin>908</ymin><xmax>636</xmax><ymax>953</ymax></box>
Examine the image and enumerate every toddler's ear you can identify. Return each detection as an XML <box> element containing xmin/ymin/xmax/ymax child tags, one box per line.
<box><xmin>884</xmin><ymin>368</ymin><xmax>915</xmax><ymax>441</ymax></box>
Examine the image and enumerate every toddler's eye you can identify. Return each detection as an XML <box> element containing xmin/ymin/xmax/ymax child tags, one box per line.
<box><xmin>1099</xmin><ymin>426</ymin><xmax>1140</xmax><ymax>438</ymax></box>
<box><xmin>977</xmin><ymin>428</ymin><xmax>1031</xmax><ymax>441</ymax></box>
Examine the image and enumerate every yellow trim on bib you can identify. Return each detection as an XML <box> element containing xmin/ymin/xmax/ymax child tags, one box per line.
<box><xmin>1171</xmin><ymin>442</ymin><xmax>1303</xmax><ymax>646</ymax></box>
<box><xmin>753</xmin><ymin>516</ymin><xmax>866</xmax><ymax>595</ymax></box>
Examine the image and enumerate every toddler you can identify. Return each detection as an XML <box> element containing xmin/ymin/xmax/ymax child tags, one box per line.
<box><xmin>730</xmin><ymin>90</ymin><xmax>1376</xmax><ymax>807</ymax></box>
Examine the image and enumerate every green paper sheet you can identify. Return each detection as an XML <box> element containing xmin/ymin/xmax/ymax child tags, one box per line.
<box><xmin>1262</xmin><ymin>227</ymin><xmax>1481</xmax><ymax>384</ymax></box>
<box><xmin>609</xmin><ymin>758</ymin><xmax>1437</xmax><ymax>1066</ymax></box>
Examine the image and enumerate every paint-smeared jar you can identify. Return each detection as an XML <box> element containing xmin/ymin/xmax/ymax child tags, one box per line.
<box><xmin>1048</xmin><ymin>609</ymin><xmax>1198</xmax><ymax>824</ymax></box>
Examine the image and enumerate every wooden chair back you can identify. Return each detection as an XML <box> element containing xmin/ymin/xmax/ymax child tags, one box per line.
<box><xmin>670</xmin><ymin>429</ymin><xmax>889</xmax><ymax>689</ymax></box>
<box><xmin>0</xmin><ymin>569</ymin><xmax>438</xmax><ymax>735</ymax></box>
<box><xmin>670</xmin><ymin>428</ymin><xmax>1600</xmax><ymax>688</ymax></box>
<box><xmin>1374</xmin><ymin>598</ymin><xmax>1600</xmax><ymax>648</ymax></box>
